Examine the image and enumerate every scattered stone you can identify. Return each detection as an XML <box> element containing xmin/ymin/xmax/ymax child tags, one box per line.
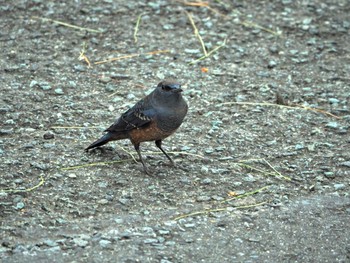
<box><xmin>144</xmin><ymin>238</ymin><xmax>158</xmax><ymax>244</ymax></box>
<box><xmin>43</xmin><ymin>131</ymin><xmax>55</xmax><ymax>139</ymax></box>
<box><xmin>268</xmin><ymin>60</ymin><xmax>277</xmax><ymax>68</ymax></box>
<box><xmin>324</xmin><ymin>172</ymin><xmax>335</xmax><ymax>178</ymax></box>
<box><xmin>99</xmin><ymin>239</ymin><xmax>112</xmax><ymax>249</ymax></box>
<box><xmin>0</xmin><ymin>129</ymin><xmax>14</xmax><ymax>135</ymax></box>
<box><xmin>100</xmin><ymin>76</ymin><xmax>112</xmax><ymax>83</ymax></box>
<box><xmin>68</xmin><ymin>81</ymin><xmax>77</xmax><ymax>88</ymax></box>
<box><xmin>158</xmin><ymin>229</ymin><xmax>170</xmax><ymax>235</ymax></box>
<box><xmin>334</xmin><ymin>183</ymin><xmax>345</xmax><ymax>190</ymax></box>
<box><xmin>295</xmin><ymin>144</ymin><xmax>304</xmax><ymax>150</ymax></box>
<box><xmin>114</xmin><ymin>218</ymin><xmax>124</xmax><ymax>225</ymax></box>
<box><xmin>43</xmin><ymin>239</ymin><xmax>58</xmax><ymax>247</ymax></box>
<box><xmin>196</xmin><ymin>195</ymin><xmax>211</xmax><ymax>202</ymax></box>
<box><xmin>14</xmin><ymin>179</ymin><xmax>23</xmax><ymax>184</ymax></box>
<box><xmin>340</xmin><ymin>161</ymin><xmax>350</xmax><ymax>168</ymax></box>
<box><xmin>54</xmin><ymin>88</ymin><xmax>64</xmax><ymax>95</ymax></box>
<box><xmin>328</xmin><ymin>98</ymin><xmax>339</xmax><ymax>104</ymax></box>
<box><xmin>105</xmin><ymin>83</ymin><xmax>116</xmax><ymax>92</ymax></box>
<box><xmin>184</xmin><ymin>49</ymin><xmax>200</xmax><ymax>54</ymax></box>
<box><xmin>29</xmin><ymin>80</ymin><xmax>39</xmax><ymax>88</ymax></box>
<box><xmin>15</xmin><ymin>202</ymin><xmax>25</xmax><ymax>210</ymax></box>
<box><xmin>73</xmin><ymin>237</ymin><xmax>89</xmax><ymax>247</ymax></box>
<box><xmin>97</xmin><ymin>199</ymin><xmax>109</xmax><ymax>205</ymax></box>
<box><xmin>201</xmin><ymin>178</ymin><xmax>212</xmax><ymax>184</ymax></box>
<box><xmin>73</xmin><ymin>65</ymin><xmax>86</xmax><ymax>72</ymax></box>
<box><xmin>326</xmin><ymin>122</ymin><xmax>339</xmax><ymax>129</ymax></box>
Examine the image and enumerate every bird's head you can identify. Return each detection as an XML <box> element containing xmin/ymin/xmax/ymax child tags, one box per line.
<box><xmin>156</xmin><ymin>79</ymin><xmax>183</xmax><ymax>95</ymax></box>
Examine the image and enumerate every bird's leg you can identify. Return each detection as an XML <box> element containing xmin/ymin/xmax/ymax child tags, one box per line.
<box><xmin>155</xmin><ymin>140</ymin><xmax>175</xmax><ymax>166</ymax></box>
<box><xmin>134</xmin><ymin>143</ymin><xmax>150</xmax><ymax>174</ymax></box>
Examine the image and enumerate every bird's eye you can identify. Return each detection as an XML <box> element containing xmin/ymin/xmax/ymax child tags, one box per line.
<box><xmin>162</xmin><ymin>85</ymin><xmax>172</xmax><ymax>91</ymax></box>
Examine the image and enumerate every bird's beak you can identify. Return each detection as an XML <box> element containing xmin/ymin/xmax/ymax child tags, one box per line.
<box><xmin>172</xmin><ymin>88</ymin><xmax>183</xmax><ymax>93</ymax></box>
<box><xmin>170</xmin><ymin>84</ymin><xmax>182</xmax><ymax>93</ymax></box>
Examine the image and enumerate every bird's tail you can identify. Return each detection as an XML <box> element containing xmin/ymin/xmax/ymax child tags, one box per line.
<box><xmin>85</xmin><ymin>133</ymin><xmax>113</xmax><ymax>151</ymax></box>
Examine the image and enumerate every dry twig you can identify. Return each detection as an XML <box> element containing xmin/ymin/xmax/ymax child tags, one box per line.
<box><xmin>32</xmin><ymin>16</ymin><xmax>102</xmax><ymax>33</ymax></box>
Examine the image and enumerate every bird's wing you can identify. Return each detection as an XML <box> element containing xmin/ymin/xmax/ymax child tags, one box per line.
<box><xmin>105</xmin><ymin>99</ymin><xmax>155</xmax><ymax>132</ymax></box>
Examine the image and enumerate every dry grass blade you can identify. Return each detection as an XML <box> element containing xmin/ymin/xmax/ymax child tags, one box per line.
<box><xmin>119</xmin><ymin>146</ymin><xmax>138</xmax><ymax>163</ymax></box>
<box><xmin>237</xmin><ymin>159</ymin><xmax>291</xmax><ymax>181</ymax></box>
<box><xmin>189</xmin><ymin>38</ymin><xmax>226</xmax><ymax>64</ymax></box>
<box><xmin>174</xmin><ymin>201</ymin><xmax>268</xmax><ymax>220</ymax></box>
<box><xmin>184</xmin><ymin>1</ymin><xmax>209</xmax><ymax>7</ymax></box>
<box><xmin>295</xmin><ymin>104</ymin><xmax>341</xmax><ymax>119</ymax></box>
<box><xmin>32</xmin><ymin>16</ymin><xmax>103</xmax><ymax>33</ymax></box>
<box><xmin>0</xmin><ymin>175</ymin><xmax>45</xmax><ymax>193</ymax></box>
<box><xmin>186</xmin><ymin>11</ymin><xmax>208</xmax><ymax>56</ymax></box>
<box><xmin>221</xmin><ymin>186</ymin><xmax>270</xmax><ymax>203</ymax></box>
<box><xmin>181</xmin><ymin>1</ymin><xmax>225</xmax><ymax>16</ymax></box>
<box><xmin>134</xmin><ymin>14</ymin><xmax>144</xmax><ymax>43</ymax></box>
<box><xmin>139</xmin><ymin>150</ymin><xmax>205</xmax><ymax>159</ymax></box>
<box><xmin>241</xmin><ymin>20</ymin><xmax>281</xmax><ymax>36</ymax></box>
<box><xmin>78</xmin><ymin>42</ymin><xmax>91</xmax><ymax>68</ymax></box>
<box><xmin>94</xmin><ymin>50</ymin><xmax>170</xmax><ymax>65</ymax></box>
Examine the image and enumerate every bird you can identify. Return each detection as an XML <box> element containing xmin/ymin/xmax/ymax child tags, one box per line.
<box><xmin>85</xmin><ymin>79</ymin><xmax>188</xmax><ymax>174</ymax></box>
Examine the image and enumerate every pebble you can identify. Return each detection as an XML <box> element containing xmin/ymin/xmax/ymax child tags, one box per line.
<box><xmin>43</xmin><ymin>239</ymin><xmax>58</xmax><ymax>247</ymax></box>
<box><xmin>200</xmin><ymin>166</ymin><xmax>209</xmax><ymax>174</ymax></box>
<box><xmin>184</xmin><ymin>49</ymin><xmax>200</xmax><ymax>54</ymax></box>
<box><xmin>158</xmin><ymin>229</ymin><xmax>170</xmax><ymax>235</ymax></box>
<box><xmin>100</xmin><ymin>76</ymin><xmax>111</xmax><ymax>83</ymax></box>
<box><xmin>340</xmin><ymin>161</ymin><xmax>350</xmax><ymax>168</ymax></box>
<box><xmin>0</xmin><ymin>129</ymin><xmax>14</xmax><ymax>135</ymax></box>
<box><xmin>324</xmin><ymin>172</ymin><xmax>335</xmax><ymax>178</ymax></box>
<box><xmin>74</xmin><ymin>65</ymin><xmax>86</xmax><ymax>72</ymax></box>
<box><xmin>163</xmin><ymin>24</ymin><xmax>174</xmax><ymax>30</ymax></box>
<box><xmin>211</xmin><ymin>195</ymin><xmax>224</xmax><ymax>201</ymax></box>
<box><xmin>15</xmin><ymin>202</ymin><xmax>25</xmax><ymax>210</ymax></box>
<box><xmin>40</xmin><ymin>82</ymin><xmax>52</xmax><ymax>90</ymax></box>
<box><xmin>256</xmin><ymin>71</ymin><xmax>270</xmax><ymax>77</ymax></box>
<box><xmin>98</xmin><ymin>181</ymin><xmax>108</xmax><ymax>188</ymax></box>
<box><xmin>295</xmin><ymin>144</ymin><xmax>304</xmax><ymax>150</ymax></box>
<box><xmin>99</xmin><ymin>239</ymin><xmax>112</xmax><ymax>249</ymax></box>
<box><xmin>105</xmin><ymin>83</ymin><xmax>116</xmax><ymax>92</ymax></box>
<box><xmin>165</xmin><ymin>241</ymin><xmax>176</xmax><ymax>246</ymax></box>
<box><xmin>47</xmin><ymin>246</ymin><xmax>61</xmax><ymax>252</ymax></box>
<box><xmin>328</xmin><ymin>98</ymin><xmax>339</xmax><ymax>104</ymax></box>
<box><xmin>144</xmin><ymin>238</ymin><xmax>158</xmax><ymax>244</ymax></box>
<box><xmin>184</xmin><ymin>223</ymin><xmax>195</xmax><ymax>228</ymax></box>
<box><xmin>201</xmin><ymin>178</ymin><xmax>212</xmax><ymax>184</ymax></box>
<box><xmin>268</xmin><ymin>60</ymin><xmax>277</xmax><ymax>68</ymax></box>
<box><xmin>29</xmin><ymin>80</ymin><xmax>39</xmax><ymax>88</ymax></box>
<box><xmin>0</xmin><ymin>192</ymin><xmax>8</xmax><ymax>199</ymax></box>
<box><xmin>196</xmin><ymin>195</ymin><xmax>211</xmax><ymax>202</ymax></box>
<box><xmin>14</xmin><ymin>179</ymin><xmax>23</xmax><ymax>184</ymax></box>
<box><xmin>127</xmin><ymin>93</ymin><xmax>136</xmax><ymax>100</ymax></box>
<box><xmin>334</xmin><ymin>183</ymin><xmax>345</xmax><ymax>190</ymax></box>
<box><xmin>43</xmin><ymin>132</ymin><xmax>55</xmax><ymax>139</ymax></box>
<box><xmin>68</xmin><ymin>81</ymin><xmax>77</xmax><ymax>88</ymax></box>
<box><xmin>326</xmin><ymin>122</ymin><xmax>339</xmax><ymax>129</ymax></box>
<box><xmin>243</xmin><ymin>175</ymin><xmax>256</xmax><ymax>182</ymax></box>
<box><xmin>54</xmin><ymin>88</ymin><xmax>64</xmax><ymax>95</ymax></box>
<box><xmin>97</xmin><ymin>199</ymin><xmax>109</xmax><ymax>205</ymax></box>
<box><xmin>73</xmin><ymin>238</ymin><xmax>89</xmax><ymax>247</ymax></box>
<box><xmin>67</xmin><ymin>173</ymin><xmax>77</xmax><ymax>178</ymax></box>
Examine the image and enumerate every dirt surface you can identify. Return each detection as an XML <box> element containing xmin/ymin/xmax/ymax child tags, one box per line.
<box><xmin>1</xmin><ymin>1</ymin><xmax>350</xmax><ymax>262</ymax></box>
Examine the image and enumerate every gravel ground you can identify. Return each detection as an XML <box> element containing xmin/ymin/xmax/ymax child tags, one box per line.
<box><xmin>1</xmin><ymin>1</ymin><xmax>350</xmax><ymax>262</ymax></box>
